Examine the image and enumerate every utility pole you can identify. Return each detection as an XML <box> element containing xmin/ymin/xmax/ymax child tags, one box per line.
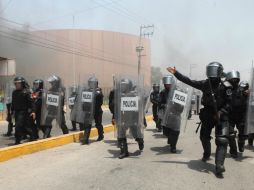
<box><xmin>72</xmin><ymin>16</ymin><xmax>76</xmax><ymax>86</ymax></box>
<box><xmin>136</xmin><ymin>25</ymin><xmax>154</xmax><ymax>77</ymax></box>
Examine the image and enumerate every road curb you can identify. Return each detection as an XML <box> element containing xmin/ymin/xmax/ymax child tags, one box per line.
<box><xmin>0</xmin><ymin>115</ymin><xmax>153</xmax><ymax>162</ymax></box>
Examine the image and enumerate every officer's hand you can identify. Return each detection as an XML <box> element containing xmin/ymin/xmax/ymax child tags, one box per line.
<box><xmin>6</xmin><ymin>115</ymin><xmax>11</xmax><ymax>122</ymax></box>
<box><xmin>214</xmin><ymin>111</ymin><xmax>221</xmax><ymax>122</ymax></box>
<box><xmin>167</xmin><ymin>66</ymin><xmax>176</xmax><ymax>74</ymax></box>
<box><xmin>217</xmin><ymin>112</ymin><xmax>221</xmax><ymax>120</ymax></box>
<box><xmin>244</xmin><ymin>89</ymin><xmax>250</xmax><ymax>96</ymax></box>
<box><xmin>112</xmin><ymin>119</ymin><xmax>115</xmax><ymax>125</ymax></box>
<box><xmin>30</xmin><ymin>112</ymin><xmax>36</xmax><ymax>120</ymax></box>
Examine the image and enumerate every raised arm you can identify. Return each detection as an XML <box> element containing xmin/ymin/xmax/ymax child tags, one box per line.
<box><xmin>167</xmin><ymin>67</ymin><xmax>204</xmax><ymax>90</ymax></box>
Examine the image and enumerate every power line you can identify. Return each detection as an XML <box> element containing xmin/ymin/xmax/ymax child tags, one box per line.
<box><xmin>0</xmin><ymin>25</ymin><xmax>119</xmax><ymax>62</ymax></box>
<box><xmin>104</xmin><ymin>0</ymin><xmax>162</xmax><ymax>35</ymax></box>
<box><xmin>0</xmin><ymin>31</ymin><xmax>82</xmax><ymax>56</ymax></box>
<box><xmin>0</xmin><ymin>29</ymin><xmax>137</xmax><ymax>67</ymax></box>
<box><xmin>0</xmin><ymin>23</ymin><xmax>82</xmax><ymax>53</ymax></box>
<box><xmin>0</xmin><ymin>16</ymin><xmax>130</xmax><ymax>61</ymax></box>
<box><xmin>92</xmin><ymin>0</ymin><xmax>141</xmax><ymax>26</ymax></box>
<box><xmin>0</xmin><ymin>0</ymin><xmax>13</xmax><ymax>14</ymax></box>
<box><xmin>32</xmin><ymin>0</ymin><xmax>121</xmax><ymax>27</ymax></box>
<box><xmin>105</xmin><ymin>0</ymin><xmax>152</xmax><ymax>24</ymax></box>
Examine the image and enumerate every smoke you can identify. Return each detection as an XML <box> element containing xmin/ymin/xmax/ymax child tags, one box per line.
<box><xmin>0</xmin><ymin>1</ymin><xmax>4</xmax><ymax>24</ymax></box>
<box><xmin>157</xmin><ymin>13</ymin><xmax>206</xmax><ymax>80</ymax></box>
<box><xmin>150</xmin><ymin>0</ymin><xmax>254</xmax><ymax>81</ymax></box>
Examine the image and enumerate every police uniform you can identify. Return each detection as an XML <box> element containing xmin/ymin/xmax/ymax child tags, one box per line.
<box><xmin>173</xmin><ymin>64</ymin><xmax>232</xmax><ymax>175</ymax></box>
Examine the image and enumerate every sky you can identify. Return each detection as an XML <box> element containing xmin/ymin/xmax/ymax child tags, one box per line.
<box><xmin>0</xmin><ymin>0</ymin><xmax>253</xmax><ymax>80</ymax></box>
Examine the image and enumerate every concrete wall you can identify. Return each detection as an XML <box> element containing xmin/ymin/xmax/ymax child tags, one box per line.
<box><xmin>0</xmin><ymin>28</ymin><xmax>151</xmax><ymax>88</ymax></box>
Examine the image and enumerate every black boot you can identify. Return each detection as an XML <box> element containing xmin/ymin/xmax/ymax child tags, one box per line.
<box><xmin>43</xmin><ymin>127</ymin><xmax>52</xmax><ymax>139</ymax></box>
<box><xmin>158</xmin><ymin>127</ymin><xmax>162</xmax><ymax>132</ymax></box>
<box><xmin>14</xmin><ymin>135</ymin><xmax>21</xmax><ymax>145</ymax></box>
<box><xmin>143</xmin><ymin>117</ymin><xmax>147</xmax><ymax>128</ymax></box>
<box><xmin>26</xmin><ymin>125</ymin><xmax>36</xmax><ymax>142</ymax></box>
<box><xmin>119</xmin><ymin>139</ymin><xmax>129</xmax><ymax>159</ymax></box>
<box><xmin>61</xmin><ymin>124</ymin><xmax>69</xmax><ymax>134</ymax></box>
<box><xmin>3</xmin><ymin>123</ymin><xmax>13</xmax><ymax>136</ymax></box>
<box><xmin>69</xmin><ymin>121</ymin><xmax>77</xmax><ymax>131</ymax></box>
<box><xmin>41</xmin><ymin>126</ymin><xmax>49</xmax><ymax>138</ymax></box>
<box><xmin>82</xmin><ymin>128</ymin><xmax>91</xmax><ymax>145</ymax></box>
<box><xmin>228</xmin><ymin>134</ymin><xmax>238</xmax><ymax>158</ymax></box>
<box><xmin>156</xmin><ymin>122</ymin><xmax>159</xmax><ymax>131</ymax></box>
<box><xmin>157</xmin><ymin>120</ymin><xmax>162</xmax><ymax>132</ymax></box>
<box><xmin>168</xmin><ymin>130</ymin><xmax>179</xmax><ymax>153</ymax></box>
<box><xmin>31</xmin><ymin>124</ymin><xmax>39</xmax><ymax>140</ymax></box>
<box><xmin>96</xmin><ymin>125</ymin><xmax>104</xmax><ymax>141</ymax></box>
<box><xmin>238</xmin><ymin>138</ymin><xmax>245</xmax><ymax>153</ymax></box>
<box><xmin>170</xmin><ymin>139</ymin><xmax>177</xmax><ymax>153</ymax></box>
<box><xmin>215</xmin><ymin>137</ymin><xmax>228</xmax><ymax>176</ymax></box>
<box><xmin>136</xmin><ymin>138</ymin><xmax>144</xmax><ymax>151</ymax></box>
<box><xmin>79</xmin><ymin>123</ymin><xmax>84</xmax><ymax>131</ymax></box>
<box><xmin>248</xmin><ymin>134</ymin><xmax>254</xmax><ymax>146</ymax></box>
<box><xmin>14</xmin><ymin>140</ymin><xmax>21</xmax><ymax>145</ymax></box>
<box><xmin>201</xmin><ymin>137</ymin><xmax>211</xmax><ymax>162</ymax></box>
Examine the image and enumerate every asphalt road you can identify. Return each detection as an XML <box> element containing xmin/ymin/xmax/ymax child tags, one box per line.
<box><xmin>0</xmin><ymin>115</ymin><xmax>254</xmax><ymax>190</ymax></box>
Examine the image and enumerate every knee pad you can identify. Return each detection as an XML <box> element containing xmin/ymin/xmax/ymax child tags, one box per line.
<box><xmin>135</xmin><ymin>138</ymin><xmax>144</xmax><ymax>143</ymax></box>
<box><xmin>238</xmin><ymin>134</ymin><xmax>247</xmax><ymax>141</ymax></box>
<box><xmin>215</xmin><ymin>137</ymin><xmax>228</xmax><ymax>146</ymax></box>
<box><xmin>200</xmin><ymin>135</ymin><xmax>212</xmax><ymax>142</ymax></box>
<box><xmin>168</xmin><ymin>129</ymin><xmax>180</xmax><ymax>136</ymax></box>
<box><xmin>229</xmin><ymin>132</ymin><xmax>236</xmax><ymax>140</ymax></box>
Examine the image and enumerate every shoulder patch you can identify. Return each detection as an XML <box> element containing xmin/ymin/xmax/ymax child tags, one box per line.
<box><xmin>226</xmin><ymin>89</ymin><xmax>232</xmax><ymax>96</ymax></box>
<box><xmin>223</xmin><ymin>81</ymin><xmax>233</xmax><ymax>88</ymax></box>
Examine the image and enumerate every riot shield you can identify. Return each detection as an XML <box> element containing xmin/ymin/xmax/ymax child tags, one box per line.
<box><xmin>40</xmin><ymin>77</ymin><xmax>64</xmax><ymax>128</ymax></box>
<box><xmin>162</xmin><ymin>81</ymin><xmax>193</xmax><ymax>132</ymax></box>
<box><xmin>246</xmin><ymin>68</ymin><xmax>254</xmax><ymax>134</ymax></box>
<box><xmin>80</xmin><ymin>87</ymin><xmax>96</xmax><ymax>125</ymax></box>
<box><xmin>114</xmin><ymin>74</ymin><xmax>144</xmax><ymax>139</ymax></box>
<box><xmin>158</xmin><ymin>107</ymin><xmax>165</xmax><ymax>121</ymax></box>
<box><xmin>144</xmin><ymin>88</ymin><xmax>152</xmax><ymax>114</ymax></box>
<box><xmin>67</xmin><ymin>85</ymin><xmax>78</xmax><ymax>122</ymax></box>
<box><xmin>4</xmin><ymin>80</ymin><xmax>15</xmax><ymax>105</ymax></box>
<box><xmin>70</xmin><ymin>76</ymin><xmax>96</xmax><ymax>125</ymax></box>
<box><xmin>4</xmin><ymin>80</ymin><xmax>15</xmax><ymax>123</ymax></box>
<box><xmin>179</xmin><ymin>84</ymin><xmax>193</xmax><ymax>131</ymax></box>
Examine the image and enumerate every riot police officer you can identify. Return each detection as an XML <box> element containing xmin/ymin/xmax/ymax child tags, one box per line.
<box><xmin>114</xmin><ymin>77</ymin><xmax>144</xmax><ymax>159</ymax></box>
<box><xmin>81</xmin><ymin>77</ymin><xmax>104</xmax><ymax>144</ymax></box>
<box><xmin>93</xmin><ymin>78</ymin><xmax>104</xmax><ymax>141</ymax></box>
<box><xmin>168</xmin><ymin>62</ymin><xmax>232</xmax><ymax>176</ymax></box>
<box><xmin>68</xmin><ymin>86</ymin><xmax>81</xmax><ymax>131</ymax></box>
<box><xmin>150</xmin><ymin>84</ymin><xmax>160</xmax><ymax>130</ymax></box>
<box><xmin>31</xmin><ymin>79</ymin><xmax>44</xmax><ymax>139</ymax></box>
<box><xmin>158</xmin><ymin>76</ymin><xmax>175</xmax><ymax>133</ymax></box>
<box><xmin>41</xmin><ymin>75</ymin><xmax>69</xmax><ymax>138</ymax></box>
<box><xmin>160</xmin><ymin>76</ymin><xmax>185</xmax><ymax>153</ymax></box>
<box><xmin>12</xmin><ymin>76</ymin><xmax>36</xmax><ymax>144</ymax></box>
<box><xmin>226</xmin><ymin>72</ymin><xmax>249</xmax><ymax>157</ymax></box>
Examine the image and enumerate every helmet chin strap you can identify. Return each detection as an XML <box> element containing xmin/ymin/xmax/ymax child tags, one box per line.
<box><xmin>209</xmin><ymin>77</ymin><xmax>221</xmax><ymax>88</ymax></box>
